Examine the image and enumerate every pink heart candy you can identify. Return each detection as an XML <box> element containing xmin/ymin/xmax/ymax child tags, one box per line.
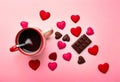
<box><xmin>20</xmin><ymin>21</ymin><xmax>28</xmax><ymax>29</ymax></box>
<box><xmin>63</xmin><ymin>52</ymin><xmax>72</xmax><ymax>61</ymax></box>
<box><xmin>57</xmin><ymin>41</ymin><xmax>66</xmax><ymax>49</ymax></box>
<box><xmin>56</xmin><ymin>21</ymin><xmax>66</xmax><ymax>30</ymax></box>
<box><xmin>48</xmin><ymin>62</ymin><xmax>57</xmax><ymax>71</ymax></box>
<box><xmin>86</xmin><ymin>27</ymin><xmax>94</xmax><ymax>35</ymax></box>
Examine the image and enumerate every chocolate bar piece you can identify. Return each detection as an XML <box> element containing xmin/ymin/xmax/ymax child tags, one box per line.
<box><xmin>72</xmin><ymin>34</ymin><xmax>92</xmax><ymax>54</ymax></box>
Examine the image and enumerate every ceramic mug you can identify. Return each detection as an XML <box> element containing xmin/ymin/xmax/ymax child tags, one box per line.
<box><xmin>10</xmin><ymin>27</ymin><xmax>53</xmax><ymax>56</ymax></box>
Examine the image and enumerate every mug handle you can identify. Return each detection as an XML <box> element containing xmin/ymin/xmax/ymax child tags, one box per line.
<box><xmin>10</xmin><ymin>45</ymin><xmax>18</xmax><ymax>52</ymax></box>
<box><xmin>42</xmin><ymin>28</ymin><xmax>53</xmax><ymax>39</ymax></box>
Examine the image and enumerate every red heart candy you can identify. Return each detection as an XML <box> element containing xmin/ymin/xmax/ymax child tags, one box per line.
<box><xmin>56</xmin><ymin>21</ymin><xmax>66</xmax><ymax>30</ymax></box>
<box><xmin>71</xmin><ymin>26</ymin><xmax>82</xmax><ymax>37</ymax></box>
<box><xmin>88</xmin><ymin>45</ymin><xmax>99</xmax><ymax>55</ymax></box>
<box><xmin>63</xmin><ymin>52</ymin><xmax>72</xmax><ymax>61</ymax></box>
<box><xmin>29</xmin><ymin>59</ymin><xmax>40</xmax><ymax>71</ymax></box>
<box><xmin>57</xmin><ymin>41</ymin><xmax>66</xmax><ymax>49</ymax></box>
<box><xmin>20</xmin><ymin>21</ymin><xmax>28</xmax><ymax>29</ymax></box>
<box><xmin>48</xmin><ymin>62</ymin><xmax>57</xmax><ymax>71</ymax></box>
<box><xmin>39</xmin><ymin>10</ymin><xmax>50</xmax><ymax>20</ymax></box>
<box><xmin>98</xmin><ymin>63</ymin><xmax>109</xmax><ymax>73</ymax></box>
<box><xmin>71</xmin><ymin>15</ymin><xmax>80</xmax><ymax>23</ymax></box>
<box><xmin>49</xmin><ymin>52</ymin><xmax>57</xmax><ymax>61</ymax></box>
<box><xmin>86</xmin><ymin>27</ymin><xmax>94</xmax><ymax>35</ymax></box>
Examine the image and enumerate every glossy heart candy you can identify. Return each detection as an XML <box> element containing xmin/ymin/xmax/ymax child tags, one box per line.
<box><xmin>48</xmin><ymin>62</ymin><xmax>57</xmax><ymax>71</ymax></box>
<box><xmin>57</xmin><ymin>41</ymin><xmax>66</xmax><ymax>49</ymax></box>
<box><xmin>29</xmin><ymin>59</ymin><xmax>40</xmax><ymax>71</ymax></box>
<box><xmin>63</xmin><ymin>52</ymin><xmax>72</xmax><ymax>61</ymax></box>
<box><xmin>71</xmin><ymin>26</ymin><xmax>82</xmax><ymax>37</ymax></box>
<box><xmin>98</xmin><ymin>63</ymin><xmax>109</xmax><ymax>73</ymax></box>
<box><xmin>88</xmin><ymin>45</ymin><xmax>99</xmax><ymax>55</ymax></box>
<box><xmin>49</xmin><ymin>52</ymin><xmax>57</xmax><ymax>61</ymax></box>
<box><xmin>56</xmin><ymin>21</ymin><xmax>66</xmax><ymax>30</ymax></box>
<box><xmin>39</xmin><ymin>10</ymin><xmax>50</xmax><ymax>20</ymax></box>
<box><xmin>71</xmin><ymin>15</ymin><xmax>80</xmax><ymax>23</ymax></box>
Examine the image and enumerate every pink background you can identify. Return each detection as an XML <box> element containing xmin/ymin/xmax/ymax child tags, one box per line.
<box><xmin>0</xmin><ymin>0</ymin><xmax>120</xmax><ymax>82</ymax></box>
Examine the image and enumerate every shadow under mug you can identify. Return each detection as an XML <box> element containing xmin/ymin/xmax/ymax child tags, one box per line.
<box><xmin>10</xmin><ymin>27</ymin><xmax>53</xmax><ymax>56</ymax></box>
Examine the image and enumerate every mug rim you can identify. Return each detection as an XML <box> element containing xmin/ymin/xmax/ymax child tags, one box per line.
<box><xmin>15</xmin><ymin>27</ymin><xmax>45</xmax><ymax>56</ymax></box>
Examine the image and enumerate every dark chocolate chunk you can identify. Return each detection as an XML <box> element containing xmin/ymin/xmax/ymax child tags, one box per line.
<box><xmin>62</xmin><ymin>34</ymin><xmax>70</xmax><ymax>42</ymax></box>
<box><xmin>78</xmin><ymin>56</ymin><xmax>86</xmax><ymax>64</ymax></box>
<box><xmin>71</xmin><ymin>34</ymin><xmax>92</xmax><ymax>54</ymax></box>
<box><xmin>55</xmin><ymin>31</ymin><xmax>62</xmax><ymax>39</ymax></box>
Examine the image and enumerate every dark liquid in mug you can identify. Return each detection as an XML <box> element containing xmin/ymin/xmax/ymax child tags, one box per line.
<box><xmin>18</xmin><ymin>29</ymin><xmax>42</xmax><ymax>53</ymax></box>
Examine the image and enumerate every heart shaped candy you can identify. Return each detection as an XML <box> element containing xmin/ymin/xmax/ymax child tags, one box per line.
<box><xmin>29</xmin><ymin>59</ymin><xmax>40</xmax><ymax>71</ymax></box>
<box><xmin>57</xmin><ymin>41</ymin><xmax>66</xmax><ymax>49</ymax></box>
<box><xmin>56</xmin><ymin>21</ymin><xmax>66</xmax><ymax>30</ymax></box>
<box><xmin>78</xmin><ymin>56</ymin><xmax>86</xmax><ymax>64</ymax></box>
<box><xmin>49</xmin><ymin>52</ymin><xmax>57</xmax><ymax>61</ymax></box>
<box><xmin>55</xmin><ymin>31</ymin><xmax>62</xmax><ymax>39</ymax></box>
<box><xmin>20</xmin><ymin>21</ymin><xmax>28</xmax><ymax>29</ymax></box>
<box><xmin>62</xmin><ymin>34</ymin><xmax>70</xmax><ymax>42</ymax></box>
<box><xmin>63</xmin><ymin>52</ymin><xmax>72</xmax><ymax>61</ymax></box>
<box><xmin>71</xmin><ymin>26</ymin><xmax>82</xmax><ymax>37</ymax></box>
<box><xmin>39</xmin><ymin>10</ymin><xmax>50</xmax><ymax>20</ymax></box>
<box><xmin>48</xmin><ymin>62</ymin><xmax>57</xmax><ymax>71</ymax></box>
<box><xmin>86</xmin><ymin>27</ymin><xmax>94</xmax><ymax>35</ymax></box>
<box><xmin>71</xmin><ymin>15</ymin><xmax>80</xmax><ymax>23</ymax></box>
<box><xmin>88</xmin><ymin>45</ymin><xmax>99</xmax><ymax>55</ymax></box>
<box><xmin>98</xmin><ymin>63</ymin><xmax>109</xmax><ymax>73</ymax></box>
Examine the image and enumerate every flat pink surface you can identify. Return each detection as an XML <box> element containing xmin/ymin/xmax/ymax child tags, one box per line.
<box><xmin>0</xmin><ymin>0</ymin><xmax>120</xmax><ymax>82</ymax></box>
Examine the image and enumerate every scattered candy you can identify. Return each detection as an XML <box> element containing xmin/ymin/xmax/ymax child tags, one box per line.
<box><xmin>62</xmin><ymin>34</ymin><xmax>70</xmax><ymax>42</ymax></box>
<box><xmin>56</xmin><ymin>21</ymin><xmax>66</xmax><ymax>30</ymax></box>
<box><xmin>39</xmin><ymin>10</ymin><xmax>50</xmax><ymax>20</ymax></box>
<box><xmin>49</xmin><ymin>52</ymin><xmax>57</xmax><ymax>61</ymax></box>
<box><xmin>63</xmin><ymin>52</ymin><xmax>72</xmax><ymax>61</ymax></box>
<box><xmin>71</xmin><ymin>15</ymin><xmax>80</xmax><ymax>23</ymax></box>
<box><xmin>88</xmin><ymin>45</ymin><xmax>99</xmax><ymax>55</ymax></box>
<box><xmin>20</xmin><ymin>21</ymin><xmax>28</xmax><ymax>29</ymax></box>
<box><xmin>29</xmin><ymin>59</ymin><xmax>40</xmax><ymax>71</ymax></box>
<box><xmin>71</xmin><ymin>26</ymin><xmax>82</xmax><ymax>37</ymax></box>
<box><xmin>98</xmin><ymin>63</ymin><xmax>109</xmax><ymax>73</ymax></box>
<box><xmin>86</xmin><ymin>27</ymin><xmax>94</xmax><ymax>35</ymax></box>
<box><xmin>78</xmin><ymin>56</ymin><xmax>86</xmax><ymax>64</ymax></box>
<box><xmin>48</xmin><ymin>62</ymin><xmax>57</xmax><ymax>71</ymax></box>
<box><xmin>57</xmin><ymin>41</ymin><xmax>66</xmax><ymax>49</ymax></box>
<box><xmin>17</xmin><ymin>11</ymin><xmax>104</xmax><ymax>73</ymax></box>
<box><xmin>55</xmin><ymin>31</ymin><xmax>62</xmax><ymax>39</ymax></box>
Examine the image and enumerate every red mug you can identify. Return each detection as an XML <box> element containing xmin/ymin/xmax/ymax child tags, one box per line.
<box><xmin>10</xmin><ymin>27</ymin><xmax>53</xmax><ymax>56</ymax></box>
